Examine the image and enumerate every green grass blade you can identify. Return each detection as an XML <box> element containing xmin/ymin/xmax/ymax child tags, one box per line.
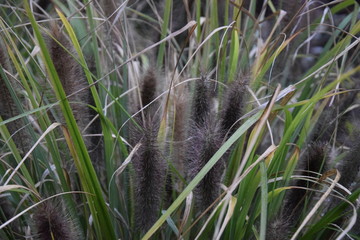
<box><xmin>259</xmin><ymin>162</ymin><xmax>268</xmax><ymax>240</ymax></box>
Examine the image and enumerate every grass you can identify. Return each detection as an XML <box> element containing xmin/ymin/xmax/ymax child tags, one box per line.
<box><xmin>0</xmin><ymin>0</ymin><xmax>359</xmax><ymax>239</ymax></box>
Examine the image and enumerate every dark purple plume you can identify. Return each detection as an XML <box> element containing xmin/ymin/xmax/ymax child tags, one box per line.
<box><xmin>186</xmin><ymin>117</ymin><xmax>224</xmax><ymax>211</ymax></box>
<box><xmin>0</xmin><ymin>40</ymin><xmax>30</xmax><ymax>154</ymax></box>
<box><xmin>47</xmin><ymin>25</ymin><xmax>103</xmax><ymax>175</ymax></box>
<box><xmin>186</xmin><ymin>76</ymin><xmax>224</xmax><ymax>212</ymax></box>
<box><xmin>220</xmin><ymin>76</ymin><xmax>248</xmax><ymax>138</ymax></box>
<box><xmin>129</xmin><ymin>68</ymin><xmax>166</xmax><ymax>231</ymax></box>
<box><xmin>33</xmin><ymin>201</ymin><xmax>81</xmax><ymax>240</ymax></box>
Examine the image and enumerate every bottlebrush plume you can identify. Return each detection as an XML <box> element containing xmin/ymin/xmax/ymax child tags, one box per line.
<box><xmin>337</xmin><ymin>137</ymin><xmax>360</xmax><ymax>193</ymax></box>
<box><xmin>129</xmin><ymin>68</ymin><xmax>159</xmax><ymax>147</ymax></box>
<box><xmin>129</xmin><ymin>68</ymin><xmax>166</xmax><ymax>231</ymax></box>
<box><xmin>190</xmin><ymin>75</ymin><xmax>212</xmax><ymax>124</ymax></box>
<box><xmin>47</xmin><ymin>25</ymin><xmax>103</xmax><ymax>174</ymax></box>
<box><xmin>172</xmin><ymin>87</ymin><xmax>189</xmax><ymax>178</ymax></box>
<box><xmin>0</xmin><ymin>42</ymin><xmax>30</xmax><ymax>236</ymax></box>
<box><xmin>133</xmin><ymin>125</ymin><xmax>166</xmax><ymax>231</ymax></box>
<box><xmin>163</xmin><ymin>84</ymin><xmax>190</xmax><ymax>207</ymax></box>
<box><xmin>33</xmin><ymin>201</ymin><xmax>81</xmax><ymax>240</ymax></box>
<box><xmin>186</xmin><ymin>118</ymin><xmax>224</xmax><ymax>211</ymax></box>
<box><xmin>0</xmin><ymin>39</ymin><xmax>30</xmax><ymax>154</ymax></box>
<box><xmin>47</xmin><ymin>25</ymin><xmax>91</xmax><ymax>143</ymax></box>
<box><xmin>140</xmin><ymin>68</ymin><xmax>158</xmax><ymax>112</ymax></box>
<box><xmin>220</xmin><ymin>76</ymin><xmax>248</xmax><ymax>138</ymax></box>
<box><xmin>186</xmin><ymin>77</ymin><xmax>224</xmax><ymax>211</ymax></box>
<box><xmin>266</xmin><ymin>217</ymin><xmax>291</xmax><ymax>240</ymax></box>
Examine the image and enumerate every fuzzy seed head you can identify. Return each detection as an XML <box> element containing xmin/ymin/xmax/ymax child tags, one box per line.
<box><xmin>186</xmin><ymin>117</ymin><xmax>224</xmax><ymax>211</ymax></box>
<box><xmin>220</xmin><ymin>76</ymin><xmax>248</xmax><ymax>138</ymax></box>
<box><xmin>47</xmin><ymin>25</ymin><xmax>103</xmax><ymax>175</ymax></box>
<box><xmin>190</xmin><ymin>75</ymin><xmax>212</xmax><ymax>124</ymax></box>
<box><xmin>47</xmin><ymin>25</ymin><xmax>91</xmax><ymax>136</ymax></box>
<box><xmin>338</xmin><ymin>137</ymin><xmax>360</xmax><ymax>189</ymax></box>
<box><xmin>266</xmin><ymin>217</ymin><xmax>291</xmax><ymax>240</ymax></box>
<box><xmin>129</xmin><ymin>67</ymin><xmax>166</xmax><ymax>231</ymax></box>
<box><xmin>140</xmin><ymin>68</ymin><xmax>158</xmax><ymax>109</ymax></box>
<box><xmin>185</xmin><ymin>74</ymin><xmax>226</xmax><ymax>211</ymax></box>
<box><xmin>133</xmin><ymin>125</ymin><xmax>166</xmax><ymax>231</ymax></box>
<box><xmin>33</xmin><ymin>201</ymin><xmax>81</xmax><ymax>240</ymax></box>
<box><xmin>0</xmin><ymin>39</ymin><xmax>30</xmax><ymax>154</ymax></box>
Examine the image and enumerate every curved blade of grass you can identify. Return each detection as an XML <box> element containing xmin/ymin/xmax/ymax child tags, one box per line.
<box><xmin>214</xmin><ymin>195</ymin><xmax>237</xmax><ymax>240</ymax></box>
<box><xmin>234</xmin><ymin>84</ymin><xmax>281</xmax><ymax>180</ymax></box>
<box><xmin>0</xmin><ymin>103</ymin><xmax>58</xmax><ymax>128</ymax></box>
<box><xmin>252</xmin><ymin>32</ymin><xmax>300</xmax><ymax>89</ymax></box>
<box><xmin>0</xmin><ymin>115</ymin><xmax>34</xmax><ymax>188</ymax></box>
<box><xmin>178</xmin><ymin>191</ymin><xmax>193</xmax><ymax>237</ymax></box>
<box><xmin>301</xmin><ymin>188</ymin><xmax>360</xmax><ymax>239</ymax></box>
<box><xmin>0</xmin><ymin>184</ymin><xmax>33</xmax><ymax>195</ymax></box>
<box><xmin>163</xmin><ymin>210</ymin><xmax>180</xmax><ymax>236</ymax></box>
<box><xmin>296</xmin><ymin>19</ymin><xmax>360</xmax><ymax>87</ymax></box>
<box><xmin>268</xmin><ymin>147</ymin><xmax>301</xmax><ymax>213</ymax></box>
<box><xmin>108</xmin><ymin>143</ymin><xmax>140</xmax><ymax>190</ymax></box>
<box><xmin>291</xmin><ymin>170</ymin><xmax>340</xmax><ymax>240</ymax></box>
<box><xmin>271</xmin><ymin>65</ymin><xmax>359</xmax><ymax>175</ymax></box>
<box><xmin>3</xmin><ymin>122</ymin><xmax>61</xmax><ymax>186</ymax></box>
